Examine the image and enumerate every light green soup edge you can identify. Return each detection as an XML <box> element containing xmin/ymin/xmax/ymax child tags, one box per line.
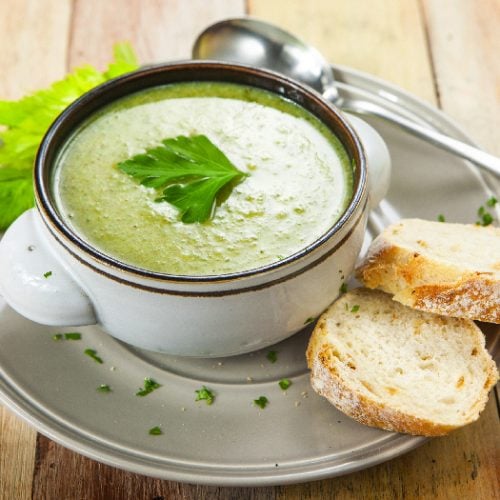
<box><xmin>53</xmin><ymin>82</ymin><xmax>353</xmax><ymax>276</ymax></box>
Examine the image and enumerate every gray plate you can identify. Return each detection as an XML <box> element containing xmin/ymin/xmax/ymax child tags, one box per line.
<box><xmin>0</xmin><ymin>65</ymin><xmax>498</xmax><ymax>486</ymax></box>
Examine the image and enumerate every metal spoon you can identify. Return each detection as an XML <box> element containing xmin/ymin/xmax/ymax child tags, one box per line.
<box><xmin>193</xmin><ymin>18</ymin><xmax>500</xmax><ymax>177</ymax></box>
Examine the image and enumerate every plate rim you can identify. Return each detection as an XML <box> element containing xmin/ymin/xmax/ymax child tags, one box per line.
<box><xmin>0</xmin><ymin>63</ymin><xmax>496</xmax><ymax>486</ymax></box>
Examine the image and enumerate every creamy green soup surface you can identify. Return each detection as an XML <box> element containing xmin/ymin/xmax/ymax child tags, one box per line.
<box><xmin>53</xmin><ymin>82</ymin><xmax>353</xmax><ymax>275</ymax></box>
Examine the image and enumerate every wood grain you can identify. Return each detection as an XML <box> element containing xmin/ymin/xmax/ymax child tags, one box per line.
<box><xmin>0</xmin><ymin>2</ymin><xmax>72</xmax><ymax>499</ymax></box>
<box><xmin>69</xmin><ymin>0</ymin><xmax>246</xmax><ymax>68</ymax></box>
<box><xmin>422</xmin><ymin>0</ymin><xmax>500</xmax><ymax>153</ymax></box>
<box><xmin>0</xmin><ymin>0</ymin><xmax>71</xmax><ymax>97</ymax></box>
<box><xmin>0</xmin><ymin>409</ymin><xmax>37</xmax><ymax>500</ymax></box>
<box><xmin>249</xmin><ymin>0</ymin><xmax>437</xmax><ymax>104</ymax></box>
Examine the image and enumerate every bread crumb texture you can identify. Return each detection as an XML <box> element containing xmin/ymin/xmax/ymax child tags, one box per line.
<box><xmin>356</xmin><ymin>219</ymin><xmax>500</xmax><ymax>323</ymax></box>
<box><xmin>306</xmin><ymin>288</ymin><xmax>499</xmax><ymax>436</ymax></box>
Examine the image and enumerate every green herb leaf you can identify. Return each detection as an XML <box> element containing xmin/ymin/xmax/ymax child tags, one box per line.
<box><xmin>437</xmin><ymin>214</ymin><xmax>445</xmax><ymax>222</ymax></box>
<box><xmin>43</xmin><ymin>271</ymin><xmax>52</xmax><ymax>278</ymax></box>
<box><xmin>195</xmin><ymin>385</ymin><xmax>215</xmax><ymax>405</ymax></box>
<box><xmin>0</xmin><ymin>167</ymin><xmax>34</xmax><ymax>230</ymax></box>
<box><xmin>303</xmin><ymin>317</ymin><xmax>315</xmax><ymax>325</ymax></box>
<box><xmin>278</xmin><ymin>378</ymin><xmax>292</xmax><ymax>390</ymax></box>
<box><xmin>84</xmin><ymin>348</ymin><xmax>103</xmax><ymax>364</ymax></box>
<box><xmin>351</xmin><ymin>305</ymin><xmax>360</xmax><ymax>313</ymax></box>
<box><xmin>476</xmin><ymin>199</ymin><xmax>496</xmax><ymax>226</ymax></box>
<box><xmin>103</xmin><ymin>42</ymin><xmax>139</xmax><ymax>80</ymax></box>
<box><xmin>266</xmin><ymin>350</ymin><xmax>278</xmax><ymax>363</ymax></box>
<box><xmin>0</xmin><ymin>42</ymin><xmax>139</xmax><ymax>231</ymax></box>
<box><xmin>148</xmin><ymin>426</ymin><xmax>163</xmax><ymax>436</ymax></box>
<box><xmin>254</xmin><ymin>396</ymin><xmax>269</xmax><ymax>409</ymax></box>
<box><xmin>339</xmin><ymin>282</ymin><xmax>348</xmax><ymax>294</ymax></box>
<box><xmin>118</xmin><ymin>134</ymin><xmax>248</xmax><ymax>223</ymax></box>
<box><xmin>136</xmin><ymin>377</ymin><xmax>161</xmax><ymax>397</ymax></box>
<box><xmin>52</xmin><ymin>332</ymin><xmax>81</xmax><ymax>341</ymax></box>
<box><xmin>63</xmin><ymin>332</ymin><xmax>81</xmax><ymax>340</ymax></box>
<box><xmin>97</xmin><ymin>384</ymin><xmax>112</xmax><ymax>393</ymax></box>
<box><xmin>479</xmin><ymin>212</ymin><xmax>494</xmax><ymax>226</ymax></box>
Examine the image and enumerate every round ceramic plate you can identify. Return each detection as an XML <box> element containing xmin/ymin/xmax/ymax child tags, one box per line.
<box><xmin>0</xmin><ymin>65</ymin><xmax>498</xmax><ymax>487</ymax></box>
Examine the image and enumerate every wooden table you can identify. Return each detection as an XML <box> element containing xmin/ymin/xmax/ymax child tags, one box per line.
<box><xmin>1</xmin><ymin>1</ymin><xmax>498</xmax><ymax>498</ymax></box>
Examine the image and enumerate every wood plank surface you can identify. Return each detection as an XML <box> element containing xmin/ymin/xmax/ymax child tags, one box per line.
<box><xmin>69</xmin><ymin>0</ymin><xmax>245</xmax><ymax>68</ymax></box>
<box><xmin>0</xmin><ymin>2</ymin><xmax>72</xmax><ymax>498</ymax></box>
<box><xmin>422</xmin><ymin>0</ymin><xmax>500</xmax><ymax>153</ymax></box>
<box><xmin>249</xmin><ymin>0</ymin><xmax>438</xmax><ymax>104</ymax></box>
<box><xmin>0</xmin><ymin>0</ymin><xmax>498</xmax><ymax>498</ymax></box>
<box><xmin>0</xmin><ymin>0</ymin><xmax>71</xmax><ymax>97</ymax></box>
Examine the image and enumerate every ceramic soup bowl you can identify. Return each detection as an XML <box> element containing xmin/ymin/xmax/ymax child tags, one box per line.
<box><xmin>0</xmin><ymin>62</ymin><xmax>390</xmax><ymax>356</ymax></box>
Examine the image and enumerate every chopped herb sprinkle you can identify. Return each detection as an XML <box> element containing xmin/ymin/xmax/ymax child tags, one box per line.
<box><xmin>53</xmin><ymin>332</ymin><xmax>81</xmax><ymax>341</ymax></box>
<box><xmin>303</xmin><ymin>317</ymin><xmax>315</xmax><ymax>325</ymax></box>
<box><xmin>279</xmin><ymin>378</ymin><xmax>292</xmax><ymax>390</ymax></box>
<box><xmin>195</xmin><ymin>386</ymin><xmax>215</xmax><ymax>405</ymax></box>
<box><xmin>476</xmin><ymin>198</ymin><xmax>497</xmax><ymax>226</ymax></box>
<box><xmin>266</xmin><ymin>350</ymin><xmax>278</xmax><ymax>363</ymax></box>
<box><xmin>97</xmin><ymin>384</ymin><xmax>111</xmax><ymax>393</ymax></box>
<box><xmin>486</xmin><ymin>196</ymin><xmax>498</xmax><ymax>207</ymax></box>
<box><xmin>351</xmin><ymin>305</ymin><xmax>360</xmax><ymax>313</ymax></box>
<box><xmin>65</xmin><ymin>332</ymin><xmax>81</xmax><ymax>340</ymax></box>
<box><xmin>339</xmin><ymin>283</ymin><xmax>348</xmax><ymax>294</ymax></box>
<box><xmin>136</xmin><ymin>377</ymin><xmax>161</xmax><ymax>397</ymax></box>
<box><xmin>437</xmin><ymin>214</ymin><xmax>445</xmax><ymax>222</ymax></box>
<box><xmin>43</xmin><ymin>271</ymin><xmax>52</xmax><ymax>278</ymax></box>
<box><xmin>254</xmin><ymin>396</ymin><xmax>269</xmax><ymax>409</ymax></box>
<box><xmin>477</xmin><ymin>209</ymin><xmax>494</xmax><ymax>226</ymax></box>
<box><xmin>84</xmin><ymin>348</ymin><xmax>103</xmax><ymax>364</ymax></box>
<box><xmin>149</xmin><ymin>426</ymin><xmax>163</xmax><ymax>435</ymax></box>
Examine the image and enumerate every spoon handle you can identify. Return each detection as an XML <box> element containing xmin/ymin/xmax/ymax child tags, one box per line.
<box><xmin>341</xmin><ymin>98</ymin><xmax>500</xmax><ymax>177</ymax></box>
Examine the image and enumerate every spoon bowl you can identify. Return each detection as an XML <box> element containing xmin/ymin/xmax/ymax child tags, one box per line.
<box><xmin>193</xmin><ymin>18</ymin><xmax>338</xmax><ymax>99</ymax></box>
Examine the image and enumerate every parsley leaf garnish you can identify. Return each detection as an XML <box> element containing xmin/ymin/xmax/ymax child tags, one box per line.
<box><xmin>97</xmin><ymin>384</ymin><xmax>112</xmax><ymax>393</ymax></box>
<box><xmin>279</xmin><ymin>379</ymin><xmax>292</xmax><ymax>390</ymax></box>
<box><xmin>477</xmin><ymin>201</ymin><xmax>496</xmax><ymax>226</ymax></box>
<box><xmin>0</xmin><ymin>42</ymin><xmax>139</xmax><ymax>231</ymax></box>
<box><xmin>118</xmin><ymin>135</ymin><xmax>248</xmax><ymax>223</ymax></box>
<box><xmin>84</xmin><ymin>348</ymin><xmax>103</xmax><ymax>364</ymax></box>
<box><xmin>43</xmin><ymin>271</ymin><xmax>52</xmax><ymax>279</ymax></box>
<box><xmin>266</xmin><ymin>350</ymin><xmax>278</xmax><ymax>363</ymax></box>
<box><xmin>149</xmin><ymin>426</ymin><xmax>163</xmax><ymax>435</ymax></box>
<box><xmin>63</xmin><ymin>332</ymin><xmax>82</xmax><ymax>340</ymax></box>
<box><xmin>486</xmin><ymin>196</ymin><xmax>498</xmax><ymax>207</ymax></box>
<box><xmin>195</xmin><ymin>385</ymin><xmax>215</xmax><ymax>405</ymax></box>
<box><xmin>52</xmin><ymin>332</ymin><xmax>81</xmax><ymax>341</ymax></box>
<box><xmin>136</xmin><ymin>377</ymin><xmax>161</xmax><ymax>397</ymax></box>
<box><xmin>254</xmin><ymin>396</ymin><xmax>269</xmax><ymax>409</ymax></box>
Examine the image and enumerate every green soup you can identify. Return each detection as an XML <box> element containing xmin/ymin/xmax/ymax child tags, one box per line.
<box><xmin>53</xmin><ymin>82</ymin><xmax>353</xmax><ymax>275</ymax></box>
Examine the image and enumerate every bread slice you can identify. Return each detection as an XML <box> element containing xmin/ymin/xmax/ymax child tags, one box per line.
<box><xmin>356</xmin><ymin>219</ymin><xmax>500</xmax><ymax>323</ymax></box>
<box><xmin>306</xmin><ymin>288</ymin><xmax>499</xmax><ymax>436</ymax></box>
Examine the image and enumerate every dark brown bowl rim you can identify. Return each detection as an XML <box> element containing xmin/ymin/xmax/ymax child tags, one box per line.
<box><xmin>34</xmin><ymin>60</ymin><xmax>367</xmax><ymax>284</ymax></box>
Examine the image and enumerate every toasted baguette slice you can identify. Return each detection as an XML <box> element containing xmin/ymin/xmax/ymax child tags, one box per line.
<box><xmin>356</xmin><ymin>219</ymin><xmax>500</xmax><ymax>323</ymax></box>
<box><xmin>306</xmin><ymin>288</ymin><xmax>499</xmax><ymax>436</ymax></box>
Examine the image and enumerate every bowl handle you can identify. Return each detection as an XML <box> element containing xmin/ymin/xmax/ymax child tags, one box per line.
<box><xmin>345</xmin><ymin>114</ymin><xmax>391</xmax><ymax>209</ymax></box>
<box><xmin>0</xmin><ymin>209</ymin><xmax>96</xmax><ymax>326</ymax></box>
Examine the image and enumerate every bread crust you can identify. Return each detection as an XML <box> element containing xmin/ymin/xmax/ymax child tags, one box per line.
<box><xmin>356</xmin><ymin>227</ymin><xmax>500</xmax><ymax>323</ymax></box>
<box><xmin>306</xmin><ymin>289</ymin><xmax>499</xmax><ymax>437</ymax></box>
